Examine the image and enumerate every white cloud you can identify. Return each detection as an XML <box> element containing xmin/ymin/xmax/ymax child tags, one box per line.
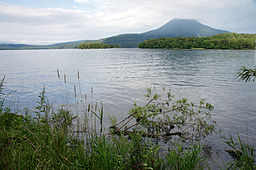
<box><xmin>0</xmin><ymin>2</ymin><xmax>99</xmax><ymax>44</ymax></box>
<box><xmin>0</xmin><ymin>0</ymin><xmax>255</xmax><ymax>44</ymax></box>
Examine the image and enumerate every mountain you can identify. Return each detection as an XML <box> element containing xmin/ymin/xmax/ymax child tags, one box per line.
<box><xmin>103</xmin><ymin>18</ymin><xmax>229</xmax><ymax>48</ymax></box>
<box><xmin>142</xmin><ymin>18</ymin><xmax>229</xmax><ymax>37</ymax></box>
<box><xmin>0</xmin><ymin>18</ymin><xmax>229</xmax><ymax>50</ymax></box>
<box><xmin>0</xmin><ymin>43</ymin><xmax>33</xmax><ymax>50</ymax></box>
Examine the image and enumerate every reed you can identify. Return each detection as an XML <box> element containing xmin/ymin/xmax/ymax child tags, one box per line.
<box><xmin>167</xmin><ymin>143</ymin><xmax>205</xmax><ymax>170</ymax></box>
<box><xmin>0</xmin><ymin>76</ymin><xmax>5</xmax><ymax>111</ymax></box>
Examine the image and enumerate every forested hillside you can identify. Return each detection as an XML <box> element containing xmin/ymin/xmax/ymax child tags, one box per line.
<box><xmin>138</xmin><ymin>33</ymin><xmax>256</xmax><ymax>49</ymax></box>
<box><xmin>78</xmin><ymin>42</ymin><xmax>119</xmax><ymax>49</ymax></box>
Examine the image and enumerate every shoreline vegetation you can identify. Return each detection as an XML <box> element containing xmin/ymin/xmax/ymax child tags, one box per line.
<box><xmin>78</xmin><ymin>42</ymin><xmax>120</xmax><ymax>49</ymax></box>
<box><xmin>138</xmin><ymin>33</ymin><xmax>256</xmax><ymax>50</ymax></box>
<box><xmin>1</xmin><ymin>33</ymin><xmax>256</xmax><ymax>50</ymax></box>
<box><xmin>1</xmin><ymin>72</ymin><xmax>255</xmax><ymax>169</ymax></box>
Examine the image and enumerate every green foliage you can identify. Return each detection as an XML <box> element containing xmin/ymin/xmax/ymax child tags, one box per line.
<box><xmin>34</xmin><ymin>87</ymin><xmax>51</xmax><ymax>121</ymax></box>
<box><xmin>0</xmin><ymin>88</ymin><xmax>79</xmax><ymax>169</ymax></box>
<box><xmin>223</xmin><ymin>135</ymin><xmax>256</xmax><ymax>169</ymax></box>
<box><xmin>0</xmin><ymin>76</ymin><xmax>5</xmax><ymax>112</ymax></box>
<box><xmin>237</xmin><ymin>66</ymin><xmax>256</xmax><ymax>82</ymax></box>
<box><xmin>91</xmin><ymin>103</ymin><xmax>104</xmax><ymax>133</ymax></box>
<box><xmin>112</xmin><ymin>88</ymin><xmax>215</xmax><ymax>142</ymax></box>
<box><xmin>138</xmin><ymin>33</ymin><xmax>256</xmax><ymax>49</ymax></box>
<box><xmin>167</xmin><ymin>143</ymin><xmax>205</xmax><ymax>170</ymax></box>
<box><xmin>83</xmin><ymin>132</ymin><xmax>163</xmax><ymax>170</ymax></box>
<box><xmin>0</xmin><ymin>108</ymin><xmax>162</xmax><ymax>169</ymax></box>
<box><xmin>78</xmin><ymin>42</ymin><xmax>120</xmax><ymax>49</ymax></box>
<box><xmin>108</xmin><ymin>114</ymin><xmax>117</xmax><ymax>126</ymax></box>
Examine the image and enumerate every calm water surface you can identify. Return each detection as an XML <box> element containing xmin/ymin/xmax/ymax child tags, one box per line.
<box><xmin>0</xmin><ymin>48</ymin><xmax>255</xmax><ymax>164</ymax></box>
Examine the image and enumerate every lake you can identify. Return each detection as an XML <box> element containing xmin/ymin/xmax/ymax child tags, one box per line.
<box><xmin>0</xmin><ymin>48</ymin><xmax>255</xmax><ymax>164</ymax></box>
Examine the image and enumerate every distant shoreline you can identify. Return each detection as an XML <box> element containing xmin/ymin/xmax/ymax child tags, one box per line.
<box><xmin>0</xmin><ymin>48</ymin><xmax>255</xmax><ymax>51</ymax></box>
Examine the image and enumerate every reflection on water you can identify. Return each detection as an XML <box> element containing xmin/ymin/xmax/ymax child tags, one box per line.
<box><xmin>0</xmin><ymin>49</ymin><xmax>256</xmax><ymax>157</ymax></box>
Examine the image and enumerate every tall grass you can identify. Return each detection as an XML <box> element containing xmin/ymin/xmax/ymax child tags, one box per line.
<box><xmin>223</xmin><ymin>135</ymin><xmax>256</xmax><ymax>169</ymax></box>
<box><xmin>167</xmin><ymin>143</ymin><xmax>205</xmax><ymax>170</ymax></box>
<box><xmin>0</xmin><ymin>75</ymin><xmax>6</xmax><ymax>112</ymax></box>
<box><xmin>0</xmin><ymin>105</ymin><xmax>162</xmax><ymax>169</ymax></box>
<box><xmin>0</xmin><ymin>75</ymin><xmax>209</xmax><ymax>169</ymax></box>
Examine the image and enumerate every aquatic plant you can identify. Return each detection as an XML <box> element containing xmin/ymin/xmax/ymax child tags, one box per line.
<box><xmin>111</xmin><ymin>87</ymin><xmax>215</xmax><ymax>143</ymax></box>
<box><xmin>237</xmin><ymin>66</ymin><xmax>256</xmax><ymax>82</ymax></box>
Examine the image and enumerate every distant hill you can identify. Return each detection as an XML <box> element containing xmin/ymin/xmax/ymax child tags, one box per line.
<box><xmin>103</xmin><ymin>18</ymin><xmax>229</xmax><ymax>48</ymax></box>
<box><xmin>0</xmin><ymin>40</ymin><xmax>102</xmax><ymax>50</ymax></box>
<box><xmin>0</xmin><ymin>43</ymin><xmax>32</xmax><ymax>50</ymax></box>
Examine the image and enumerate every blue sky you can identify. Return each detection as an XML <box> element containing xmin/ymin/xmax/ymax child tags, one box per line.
<box><xmin>0</xmin><ymin>0</ymin><xmax>255</xmax><ymax>44</ymax></box>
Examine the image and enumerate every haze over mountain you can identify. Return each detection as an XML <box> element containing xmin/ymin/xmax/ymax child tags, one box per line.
<box><xmin>103</xmin><ymin>18</ymin><xmax>230</xmax><ymax>47</ymax></box>
<box><xmin>0</xmin><ymin>18</ymin><xmax>229</xmax><ymax>50</ymax></box>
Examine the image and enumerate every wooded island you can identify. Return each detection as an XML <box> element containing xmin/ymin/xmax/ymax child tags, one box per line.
<box><xmin>138</xmin><ymin>33</ymin><xmax>256</xmax><ymax>49</ymax></box>
<box><xmin>78</xmin><ymin>42</ymin><xmax>120</xmax><ymax>49</ymax></box>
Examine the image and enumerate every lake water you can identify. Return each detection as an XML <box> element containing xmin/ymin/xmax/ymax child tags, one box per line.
<box><xmin>0</xmin><ymin>48</ymin><xmax>256</xmax><ymax>164</ymax></box>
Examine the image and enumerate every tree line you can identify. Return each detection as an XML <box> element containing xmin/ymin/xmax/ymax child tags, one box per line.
<box><xmin>138</xmin><ymin>33</ymin><xmax>256</xmax><ymax>50</ymax></box>
<box><xmin>78</xmin><ymin>42</ymin><xmax>120</xmax><ymax>49</ymax></box>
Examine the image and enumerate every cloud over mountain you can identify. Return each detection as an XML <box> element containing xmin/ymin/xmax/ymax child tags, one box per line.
<box><xmin>0</xmin><ymin>0</ymin><xmax>255</xmax><ymax>44</ymax></box>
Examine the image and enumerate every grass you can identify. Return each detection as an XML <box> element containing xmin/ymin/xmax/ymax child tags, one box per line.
<box><xmin>0</xmin><ymin>75</ymin><xmax>255</xmax><ymax>169</ymax></box>
<box><xmin>223</xmin><ymin>135</ymin><xmax>256</xmax><ymax>169</ymax></box>
<box><xmin>167</xmin><ymin>143</ymin><xmax>205</xmax><ymax>170</ymax></box>
<box><xmin>0</xmin><ymin>106</ymin><xmax>206</xmax><ymax>169</ymax></box>
<box><xmin>0</xmin><ymin>107</ymin><xmax>201</xmax><ymax>169</ymax></box>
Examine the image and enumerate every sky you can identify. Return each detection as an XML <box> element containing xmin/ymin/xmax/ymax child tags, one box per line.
<box><xmin>0</xmin><ymin>0</ymin><xmax>255</xmax><ymax>44</ymax></box>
